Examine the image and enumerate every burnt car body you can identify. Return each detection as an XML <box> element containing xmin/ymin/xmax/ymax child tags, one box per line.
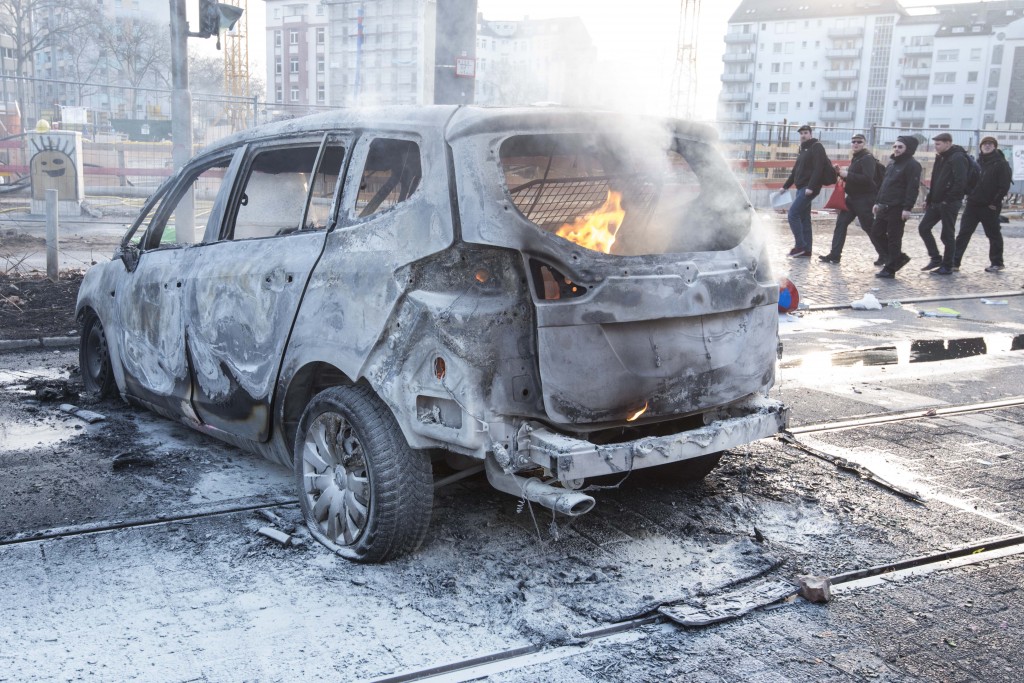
<box><xmin>77</xmin><ymin>106</ymin><xmax>788</xmax><ymax>562</ymax></box>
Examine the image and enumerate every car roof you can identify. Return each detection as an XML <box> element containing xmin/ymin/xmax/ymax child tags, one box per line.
<box><xmin>199</xmin><ymin>105</ymin><xmax>718</xmax><ymax>156</ymax></box>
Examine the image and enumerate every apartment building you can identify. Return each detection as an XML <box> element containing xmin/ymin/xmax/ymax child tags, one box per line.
<box><xmin>266</xmin><ymin>0</ymin><xmax>330</xmax><ymax>108</ymax></box>
<box><xmin>474</xmin><ymin>15</ymin><xmax>595</xmax><ymax>106</ymax></box>
<box><xmin>719</xmin><ymin>0</ymin><xmax>1024</xmax><ymax>131</ymax></box>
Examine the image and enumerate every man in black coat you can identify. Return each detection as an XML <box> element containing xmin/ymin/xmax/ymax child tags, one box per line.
<box><xmin>953</xmin><ymin>136</ymin><xmax>1013</xmax><ymax>272</ymax></box>
<box><xmin>918</xmin><ymin>132</ymin><xmax>970</xmax><ymax>274</ymax></box>
<box><xmin>820</xmin><ymin>133</ymin><xmax>884</xmax><ymax>265</ymax></box>
<box><xmin>871</xmin><ymin>135</ymin><xmax>922</xmax><ymax>279</ymax></box>
<box><xmin>777</xmin><ymin>124</ymin><xmax>829</xmax><ymax>258</ymax></box>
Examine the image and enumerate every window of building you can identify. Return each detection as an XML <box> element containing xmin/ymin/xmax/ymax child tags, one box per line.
<box><xmin>779</xmin><ymin>102</ymin><xmax>788</xmax><ymax>113</ymax></box>
<box><xmin>992</xmin><ymin>45</ymin><xmax>1003</xmax><ymax>62</ymax></box>
<box><xmin>769</xmin><ymin>83</ymin><xmax>778</xmax><ymax>93</ymax></box>
<box><xmin>985</xmin><ymin>91</ymin><xmax>997</xmax><ymax>109</ymax></box>
<box><xmin>936</xmin><ymin>49</ymin><xmax>958</xmax><ymax>61</ymax></box>
<box><xmin>989</xmin><ymin>68</ymin><xmax>1000</xmax><ymax>87</ymax></box>
<box><xmin>275</xmin><ymin>85</ymin><xmax>282</xmax><ymax>102</ymax></box>
<box><xmin>782</xmin><ymin>63</ymin><xmax>792</xmax><ymax>74</ymax></box>
<box><xmin>317</xmin><ymin>28</ymin><xmax>325</xmax><ymax>44</ymax></box>
<box><xmin>290</xmin><ymin>58</ymin><xmax>299</xmax><ymax>73</ymax></box>
<box><xmin>317</xmin><ymin>56</ymin><xmax>324</xmax><ymax>73</ymax></box>
<box><xmin>968</xmin><ymin>71</ymin><xmax>978</xmax><ymax>82</ymax></box>
<box><xmin>317</xmin><ymin>84</ymin><xmax>325</xmax><ymax>102</ymax></box>
<box><xmin>275</xmin><ymin>58</ymin><xmax>282</xmax><ymax>75</ymax></box>
<box><xmin>970</xmin><ymin>48</ymin><xmax>981</xmax><ymax>60</ymax></box>
<box><xmin>964</xmin><ymin>94</ymin><xmax>974</xmax><ymax>105</ymax></box>
<box><xmin>781</xmin><ymin>82</ymin><xmax>790</xmax><ymax>93</ymax></box>
<box><xmin>290</xmin><ymin>30</ymin><xmax>298</xmax><ymax>45</ymax></box>
<box><xmin>291</xmin><ymin>87</ymin><xmax>299</xmax><ymax>102</ymax></box>
<box><xmin>934</xmin><ymin>72</ymin><xmax>956</xmax><ymax>84</ymax></box>
<box><xmin>930</xmin><ymin>94</ymin><xmax>953</xmax><ymax>105</ymax></box>
<box><xmin>771</xmin><ymin>63</ymin><xmax>780</xmax><ymax>73</ymax></box>
<box><xmin>767</xmin><ymin>102</ymin><xmax>777</xmax><ymax>112</ymax></box>
<box><xmin>274</xmin><ymin>31</ymin><xmax>282</xmax><ymax>48</ymax></box>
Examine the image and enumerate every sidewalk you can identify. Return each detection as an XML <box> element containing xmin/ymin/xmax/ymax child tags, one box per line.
<box><xmin>768</xmin><ymin>211</ymin><xmax>1024</xmax><ymax>308</ymax></box>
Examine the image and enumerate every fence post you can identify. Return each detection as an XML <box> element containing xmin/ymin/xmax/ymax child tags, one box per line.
<box><xmin>748</xmin><ymin>120</ymin><xmax>758</xmax><ymax>205</ymax></box>
<box><xmin>117</xmin><ymin>142</ymin><xmax>127</xmax><ymax>187</ymax></box>
<box><xmin>253</xmin><ymin>95</ymin><xmax>259</xmax><ymax>127</ymax></box>
<box><xmin>45</xmin><ymin>189</ymin><xmax>59</xmax><ymax>282</ymax></box>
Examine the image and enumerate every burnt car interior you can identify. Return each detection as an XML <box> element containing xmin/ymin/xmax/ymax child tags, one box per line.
<box><xmin>354</xmin><ymin>138</ymin><xmax>422</xmax><ymax>218</ymax></box>
<box><xmin>499</xmin><ymin>134</ymin><xmax>752</xmax><ymax>257</ymax></box>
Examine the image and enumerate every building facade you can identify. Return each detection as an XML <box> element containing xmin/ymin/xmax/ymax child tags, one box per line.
<box><xmin>474</xmin><ymin>15</ymin><xmax>595</xmax><ymax>106</ymax></box>
<box><xmin>265</xmin><ymin>0</ymin><xmax>331</xmax><ymax>109</ymax></box>
<box><xmin>719</xmin><ymin>0</ymin><xmax>1024</xmax><ymax>131</ymax></box>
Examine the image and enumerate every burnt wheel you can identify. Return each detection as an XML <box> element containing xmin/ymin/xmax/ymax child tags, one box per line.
<box><xmin>295</xmin><ymin>385</ymin><xmax>433</xmax><ymax>563</ymax></box>
<box><xmin>79</xmin><ymin>312</ymin><xmax>115</xmax><ymax>398</ymax></box>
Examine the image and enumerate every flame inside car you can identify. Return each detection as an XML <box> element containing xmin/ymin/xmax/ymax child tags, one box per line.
<box><xmin>626</xmin><ymin>402</ymin><xmax>649</xmax><ymax>422</ymax></box>
<box><xmin>555</xmin><ymin>191</ymin><xmax>625</xmax><ymax>254</ymax></box>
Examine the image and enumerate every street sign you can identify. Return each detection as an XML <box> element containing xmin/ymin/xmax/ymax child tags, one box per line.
<box><xmin>455</xmin><ymin>57</ymin><xmax>475</xmax><ymax>78</ymax></box>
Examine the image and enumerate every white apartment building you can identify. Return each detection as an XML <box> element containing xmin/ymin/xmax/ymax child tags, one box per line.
<box><xmin>474</xmin><ymin>15</ymin><xmax>595</xmax><ymax>106</ymax></box>
<box><xmin>266</xmin><ymin>0</ymin><xmax>331</xmax><ymax>108</ymax></box>
<box><xmin>719</xmin><ymin>0</ymin><xmax>1024</xmax><ymax>132</ymax></box>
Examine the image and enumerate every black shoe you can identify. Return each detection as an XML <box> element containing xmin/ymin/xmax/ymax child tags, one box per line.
<box><xmin>931</xmin><ymin>266</ymin><xmax>953</xmax><ymax>275</ymax></box>
<box><xmin>790</xmin><ymin>249</ymin><xmax>811</xmax><ymax>258</ymax></box>
<box><xmin>875</xmin><ymin>269</ymin><xmax>895</xmax><ymax>279</ymax></box>
<box><xmin>893</xmin><ymin>254</ymin><xmax>911</xmax><ymax>272</ymax></box>
<box><xmin>818</xmin><ymin>254</ymin><xmax>840</xmax><ymax>264</ymax></box>
<box><xmin>787</xmin><ymin>247</ymin><xmax>802</xmax><ymax>256</ymax></box>
<box><xmin>920</xmin><ymin>258</ymin><xmax>942</xmax><ymax>271</ymax></box>
<box><xmin>874</xmin><ymin>257</ymin><xmax>886</xmax><ymax>266</ymax></box>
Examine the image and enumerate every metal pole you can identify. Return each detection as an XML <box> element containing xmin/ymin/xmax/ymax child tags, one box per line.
<box><xmin>748</xmin><ymin>121</ymin><xmax>758</xmax><ymax>206</ymax></box>
<box><xmin>45</xmin><ymin>189</ymin><xmax>59</xmax><ymax>282</ymax></box>
<box><xmin>169</xmin><ymin>0</ymin><xmax>195</xmax><ymax>244</ymax></box>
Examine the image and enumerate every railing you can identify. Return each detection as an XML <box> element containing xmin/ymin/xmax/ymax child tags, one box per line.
<box><xmin>822</xmin><ymin>90</ymin><xmax>856</xmax><ymax>100</ymax></box>
<box><xmin>823</xmin><ymin>69</ymin><xmax>858</xmax><ymax>79</ymax></box>
<box><xmin>722</xmin><ymin>52</ymin><xmax>755</xmax><ymax>62</ymax></box>
<box><xmin>724</xmin><ymin>32</ymin><xmax>756</xmax><ymax>43</ymax></box>
<box><xmin>825</xmin><ymin>48</ymin><xmax>861</xmax><ymax>58</ymax></box>
<box><xmin>720</xmin><ymin>73</ymin><xmax>753</xmax><ymax>83</ymax></box>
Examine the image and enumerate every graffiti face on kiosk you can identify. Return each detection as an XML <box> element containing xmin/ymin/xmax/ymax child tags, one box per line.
<box><xmin>30</xmin><ymin>136</ymin><xmax>78</xmax><ymax>200</ymax></box>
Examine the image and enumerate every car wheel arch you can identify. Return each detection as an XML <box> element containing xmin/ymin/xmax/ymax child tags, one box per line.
<box><xmin>279</xmin><ymin>361</ymin><xmax>357</xmax><ymax>462</ymax></box>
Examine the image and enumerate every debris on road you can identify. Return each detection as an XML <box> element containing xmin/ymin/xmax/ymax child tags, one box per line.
<box><xmin>659</xmin><ymin>578</ymin><xmax>796</xmax><ymax>627</ymax></box>
<box><xmin>981</xmin><ymin>299</ymin><xmax>1009</xmax><ymax>305</ymax></box>
<box><xmin>917</xmin><ymin>307</ymin><xmax>961</xmax><ymax>318</ymax></box>
<box><xmin>111</xmin><ymin>450</ymin><xmax>157</xmax><ymax>470</ymax></box>
<box><xmin>59</xmin><ymin>403</ymin><xmax>105</xmax><ymax>423</ymax></box>
<box><xmin>797</xmin><ymin>575</ymin><xmax>833</xmax><ymax>603</ymax></box>
<box><xmin>257</xmin><ymin>526</ymin><xmax>298</xmax><ymax>547</ymax></box>
<box><xmin>850</xmin><ymin>293</ymin><xmax>882</xmax><ymax>310</ymax></box>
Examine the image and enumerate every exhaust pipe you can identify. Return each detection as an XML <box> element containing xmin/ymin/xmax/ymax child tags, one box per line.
<box><xmin>485</xmin><ymin>456</ymin><xmax>596</xmax><ymax>517</ymax></box>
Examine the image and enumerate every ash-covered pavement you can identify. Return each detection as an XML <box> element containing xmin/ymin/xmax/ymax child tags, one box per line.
<box><xmin>1</xmin><ymin>211</ymin><xmax>1024</xmax><ymax>682</ymax></box>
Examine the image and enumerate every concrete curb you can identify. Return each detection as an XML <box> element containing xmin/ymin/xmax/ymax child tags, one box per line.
<box><xmin>0</xmin><ymin>336</ymin><xmax>78</xmax><ymax>353</ymax></box>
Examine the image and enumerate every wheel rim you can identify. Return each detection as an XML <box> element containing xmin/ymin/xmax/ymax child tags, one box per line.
<box><xmin>86</xmin><ymin>320</ymin><xmax>109</xmax><ymax>388</ymax></box>
<box><xmin>301</xmin><ymin>412</ymin><xmax>370</xmax><ymax>546</ymax></box>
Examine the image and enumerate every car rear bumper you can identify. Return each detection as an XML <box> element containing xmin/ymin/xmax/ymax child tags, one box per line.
<box><xmin>521</xmin><ymin>396</ymin><xmax>788</xmax><ymax>481</ymax></box>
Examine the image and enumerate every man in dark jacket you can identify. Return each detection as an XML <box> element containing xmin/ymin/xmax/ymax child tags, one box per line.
<box><xmin>953</xmin><ymin>136</ymin><xmax>1013</xmax><ymax>272</ymax></box>
<box><xmin>820</xmin><ymin>133</ymin><xmax>883</xmax><ymax>265</ymax></box>
<box><xmin>918</xmin><ymin>132</ymin><xmax>969</xmax><ymax>274</ymax></box>
<box><xmin>776</xmin><ymin>124</ymin><xmax>829</xmax><ymax>258</ymax></box>
<box><xmin>871</xmin><ymin>135</ymin><xmax>922</xmax><ymax>279</ymax></box>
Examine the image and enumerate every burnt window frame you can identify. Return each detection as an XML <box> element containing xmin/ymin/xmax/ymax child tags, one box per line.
<box><xmin>336</xmin><ymin>132</ymin><xmax>424</xmax><ymax>228</ymax></box>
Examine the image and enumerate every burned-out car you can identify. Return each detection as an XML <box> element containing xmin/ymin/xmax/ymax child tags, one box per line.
<box><xmin>77</xmin><ymin>106</ymin><xmax>788</xmax><ymax>562</ymax></box>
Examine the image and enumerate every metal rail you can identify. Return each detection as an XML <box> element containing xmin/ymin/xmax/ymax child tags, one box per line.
<box><xmin>788</xmin><ymin>395</ymin><xmax>1024</xmax><ymax>435</ymax></box>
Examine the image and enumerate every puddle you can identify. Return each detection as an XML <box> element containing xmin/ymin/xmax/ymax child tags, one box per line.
<box><xmin>782</xmin><ymin>333</ymin><xmax>1024</xmax><ymax>370</ymax></box>
<box><xmin>0</xmin><ymin>420</ymin><xmax>81</xmax><ymax>450</ymax></box>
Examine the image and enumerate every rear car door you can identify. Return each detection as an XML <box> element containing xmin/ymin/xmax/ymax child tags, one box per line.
<box><xmin>185</xmin><ymin>134</ymin><xmax>349</xmax><ymax>442</ymax></box>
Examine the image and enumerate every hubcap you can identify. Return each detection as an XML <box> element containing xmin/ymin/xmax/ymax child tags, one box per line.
<box><xmin>301</xmin><ymin>412</ymin><xmax>370</xmax><ymax>546</ymax></box>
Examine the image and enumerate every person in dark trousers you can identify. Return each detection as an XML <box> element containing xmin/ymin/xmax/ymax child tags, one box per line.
<box><xmin>954</xmin><ymin>136</ymin><xmax>1013</xmax><ymax>272</ymax></box>
<box><xmin>871</xmin><ymin>135</ymin><xmax>922</xmax><ymax>279</ymax></box>
<box><xmin>776</xmin><ymin>124</ymin><xmax>829</xmax><ymax>258</ymax></box>
<box><xmin>819</xmin><ymin>133</ymin><xmax>883</xmax><ymax>265</ymax></box>
<box><xmin>918</xmin><ymin>132</ymin><xmax>969</xmax><ymax>274</ymax></box>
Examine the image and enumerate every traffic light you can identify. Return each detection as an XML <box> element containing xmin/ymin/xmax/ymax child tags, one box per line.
<box><xmin>197</xmin><ymin>0</ymin><xmax>244</xmax><ymax>39</ymax></box>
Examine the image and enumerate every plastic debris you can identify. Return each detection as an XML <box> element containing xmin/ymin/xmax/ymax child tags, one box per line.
<box><xmin>59</xmin><ymin>403</ymin><xmax>106</xmax><ymax>423</ymax></box>
<box><xmin>888</xmin><ymin>301</ymin><xmax>902</xmax><ymax>309</ymax></box>
<box><xmin>850</xmin><ymin>293</ymin><xmax>882</xmax><ymax>310</ymax></box>
<box><xmin>917</xmin><ymin>307</ymin><xmax>961</xmax><ymax>318</ymax></box>
<box><xmin>980</xmin><ymin>299</ymin><xmax>1008</xmax><ymax>305</ymax></box>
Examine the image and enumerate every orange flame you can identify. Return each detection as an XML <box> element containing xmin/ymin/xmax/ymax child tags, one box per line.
<box><xmin>555</xmin><ymin>191</ymin><xmax>625</xmax><ymax>254</ymax></box>
<box><xmin>626</xmin><ymin>402</ymin><xmax>648</xmax><ymax>422</ymax></box>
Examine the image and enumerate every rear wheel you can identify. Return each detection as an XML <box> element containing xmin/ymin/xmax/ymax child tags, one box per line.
<box><xmin>294</xmin><ymin>385</ymin><xmax>433</xmax><ymax>563</ymax></box>
<box><xmin>79</xmin><ymin>312</ymin><xmax>115</xmax><ymax>398</ymax></box>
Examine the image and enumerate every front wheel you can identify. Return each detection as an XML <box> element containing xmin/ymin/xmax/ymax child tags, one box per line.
<box><xmin>79</xmin><ymin>312</ymin><xmax>115</xmax><ymax>398</ymax></box>
<box><xmin>294</xmin><ymin>385</ymin><xmax>433</xmax><ymax>563</ymax></box>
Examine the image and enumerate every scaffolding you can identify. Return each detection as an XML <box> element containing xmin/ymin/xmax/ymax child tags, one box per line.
<box><xmin>222</xmin><ymin>0</ymin><xmax>251</xmax><ymax>131</ymax></box>
<box><xmin>671</xmin><ymin>0</ymin><xmax>701</xmax><ymax>119</ymax></box>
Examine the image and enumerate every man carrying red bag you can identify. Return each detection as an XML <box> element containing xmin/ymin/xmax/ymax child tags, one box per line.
<box><xmin>819</xmin><ymin>133</ymin><xmax>885</xmax><ymax>265</ymax></box>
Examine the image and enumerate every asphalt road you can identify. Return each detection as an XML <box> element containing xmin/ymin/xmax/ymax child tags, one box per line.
<box><xmin>1</xmin><ymin>214</ymin><xmax>1023</xmax><ymax>682</ymax></box>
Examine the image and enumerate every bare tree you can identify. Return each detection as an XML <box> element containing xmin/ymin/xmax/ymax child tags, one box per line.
<box><xmin>52</xmin><ymin>0</ymin><xmax>105</xmax><ymax>105</ymax></box>
<box><xmin>0</xmin><ymin>0</ymin><xmax>84</xmax><ymax>122</ymax></box>
<box><xmin>95</xmin><ymin>16</ymin><xmax>171</xmax><ymax>119</ymax></box>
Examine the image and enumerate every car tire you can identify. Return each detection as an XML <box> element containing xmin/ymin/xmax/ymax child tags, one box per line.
<box><xmin>79</xmin><ymin>312</ymin><xmax>115</xmax><ymax>398</ymax></box>
<box><xmin>294</xmin><ymin>385</ymin><xmax>433</xmax><ymax>563</ymax></box>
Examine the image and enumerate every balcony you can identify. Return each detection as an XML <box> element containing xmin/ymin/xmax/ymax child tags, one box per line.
<box><xmin>719</xmin><ymin>91</ymin><xmax>752</xmax><ymax>102</ymax></box>
<box><xmin>824</xmin><ymin>69</ymin><xmax>858</xmax><ymax>80</ymax></box>
<box><xmin>720</xmin><ymin>72</ymin><xmax>753</xmax><ymax>83</ymax></box>
<box><xmin>822</xmin><ymin>90</ymin><xmax>856</xmax><ymax>100</ymax></box>
<box><xmin>724</xmin><ymin>32</ymin><xmax>756</xmax><ymax>44</ymax></box>
<box><xmin>898</xmin><ymin>89</ymin><xmax>929</xmax><ymax>99</ymax></box>
<box><xmin>820</xmin><ymin>110</ymin><xmax>855</xmax><ymax>122</ymax></box>
<box><xmin>902</xmin><ymin>66</ymin><xmax>931</xmax><ymax>77</ymax></box>
<box><xmin>826</xmin><ymin>47</ymin><xmax>861</xmax><ymax>59</ymax></box>
<box><xmin>903</xmin><ymin>43</ymin><xmax>933</xmax><ymax>57</ymax></box>
<box><xmin>827</xmin><ymin>26</ymin><xmax>864</xmax><ymax>38</ymax></box>
<box><xmin>722</xmin><ymin>52</ymin><xmax>754</xmax><ymax>62</ymax></box>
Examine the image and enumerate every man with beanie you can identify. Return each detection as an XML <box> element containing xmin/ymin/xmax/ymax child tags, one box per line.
<box><xmin>871</xmin><ymin>135</ymin><xmax>922</xmax><ymax>278</ymax></box>
<box><xmin>918</xmin><ymin>132</ymin><xmax>970</xmax><ymax>275</ymax></box>
<box><xmin>777</xmin><ymin>124</ymin><xmax>829</xmax><ymax>258</ymax></box>
<box><xmin>819</xmin><ymin>133</ymin><xmax>884</xmax><ymax>265</ymax></box>
<box><xmin>953</xmin><ymin>136</ymin><xmax>1013</xmax><ymax>272</ymax></box>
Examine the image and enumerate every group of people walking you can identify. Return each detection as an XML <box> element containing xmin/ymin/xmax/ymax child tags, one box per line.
<box><xmin>775</xmin><ymin>125</ymin><xmax>1014</xmax><ymax>278</ymax></box>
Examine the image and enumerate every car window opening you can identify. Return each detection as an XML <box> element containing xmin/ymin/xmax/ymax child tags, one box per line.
<box><xmin>232</xmin><ymin>146</ymin><xmax>323</xmax><ymax>240</ymax></box>
<box><xmin>499</xmin><ymin>134</ymin><xmax>751</xmax><ymax>256</ymax></box>
<box><xmin>355</xmin><ymin>138</ymin><xmax>422</xmax><ymax>218</ymax></box>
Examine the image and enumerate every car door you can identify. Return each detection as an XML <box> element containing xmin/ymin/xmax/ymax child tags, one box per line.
<box><xmin>185</xmin><ymin>134</ymin><xmax>349</xmax><ymax>442</ymax></box>
<box><xmin>116</xmin><ymin>149</ymin><xmax>242</xmax><ymax>420</ymax></box>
